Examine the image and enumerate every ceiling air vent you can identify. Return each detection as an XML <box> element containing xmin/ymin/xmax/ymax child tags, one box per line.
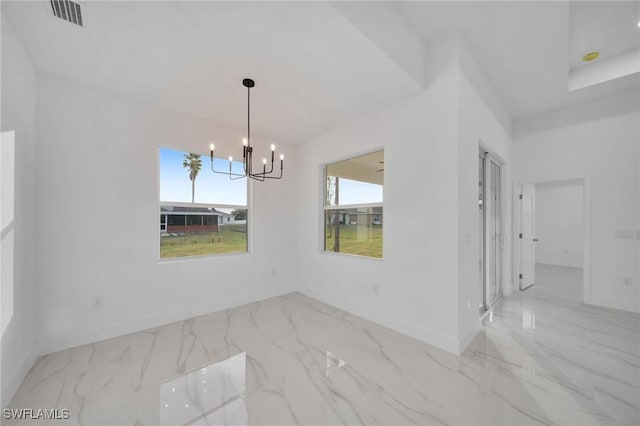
<box><xmin>49</xmin><ymin>0</ymin><xmax>84</xmax><ymax>27</ymax></box>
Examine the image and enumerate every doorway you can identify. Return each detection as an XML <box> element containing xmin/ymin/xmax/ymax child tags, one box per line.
<box><xmin>515</xmin><ymin>177</ymin><xmax>589</xmax><ymax>301</ymax></box>
<box><xmin>479</xmin><ymin>150</ymin><xmax>503</xmax><ymax>312</ymax></box>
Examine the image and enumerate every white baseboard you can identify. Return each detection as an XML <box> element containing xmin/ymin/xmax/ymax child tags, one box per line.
<box><xmin>536</xmin><ymin>260</ymin><xmax>584</xmax><ymax>269</ymax></box>
<box><xmin>298</xmin><ymin>287</ymin><xmax>466</xmax><ymax>356</ymax></box>
<box><xmin>2</xmin><ymin>343</ymin><xmax>38</xmax><ymax>409</ymax></box>
<box><xmin>583</xmin><ymin>293</ymin><xmax>640</xmax><ymax>314</ymax></box>
<box><xmin>37</xmin><ymin>286</ymin><xmax>296</xmax><ymax>356</ymax></box>
<box><xmin>457</xmin><ymin>323</ymin><xmax>481</xmax><ymax>354</ymax></box>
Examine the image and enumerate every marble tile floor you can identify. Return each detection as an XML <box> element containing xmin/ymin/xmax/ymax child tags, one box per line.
<box><xmin>6</xmin><ymin>264</ymin><xmax>640</xmax><ymax>425</ymax></box>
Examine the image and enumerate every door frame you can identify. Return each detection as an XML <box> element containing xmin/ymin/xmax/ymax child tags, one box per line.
<box><xmin>518</xmin><ymin>183</ymin><xmax>536</xmax><ymax>291</ymax></box>
<box><xmin>512</xmin><ymin>175</ymin><xmax>592</xmax><ymax>302</ymax></box>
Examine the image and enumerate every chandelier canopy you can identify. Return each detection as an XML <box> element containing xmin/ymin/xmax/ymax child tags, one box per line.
<box><xmin>209</xmin><ymin>78</ymin><xmax>284</xmax><ymax>181</ymax></box>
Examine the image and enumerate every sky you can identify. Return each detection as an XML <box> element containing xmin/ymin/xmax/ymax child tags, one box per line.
<box><xmin>160</xmin><ymin>148</ymin><xmax>248</xmax><ymax>205</ymax></box>
<box><xmin>337</xmin><ymin>179</ymin><xmax>383</xmax><ymax>205</ymax></box>
<box><xmin>160</xmin><ymin>147</ymin><xmax>383</xmax><ymax>206</ymax></box>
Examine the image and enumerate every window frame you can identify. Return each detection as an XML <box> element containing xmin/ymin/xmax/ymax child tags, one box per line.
<box><xmin>321</xmin><ymin>149</ymin><xmax>384</xmax><ymax>260</ymax></box>
<box><xmin>157</xmin><ymin>146</ymin><xmax>250</xmax><ymax>262</ymax></box>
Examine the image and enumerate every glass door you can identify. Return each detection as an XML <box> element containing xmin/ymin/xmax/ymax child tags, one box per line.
<box><xmin>478</xmin><ymin>152</ymin><xmax>486</xmax><ymax>313</ymax></box>
<box><xmin>480</xmin><ymin>151</ymin><xmax>503</xmax><ymax>311</ymax></box>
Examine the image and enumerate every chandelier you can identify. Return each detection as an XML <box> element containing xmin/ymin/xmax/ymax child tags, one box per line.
<box><xmin>209</xmin><ymin>79</ymin><xmax>284</xmax><ymax>181</ymax></box>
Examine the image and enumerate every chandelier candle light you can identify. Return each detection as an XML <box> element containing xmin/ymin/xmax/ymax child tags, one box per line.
<box><xmin>209</xmin><ymin>78</ymin><xmax>284</xmax><ymax>181</ymax></box>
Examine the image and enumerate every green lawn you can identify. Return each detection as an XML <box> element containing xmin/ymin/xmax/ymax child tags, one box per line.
<box><xmin>161</xmin><ymin>225</ymin><xmax>247</xmax><ymax>258</ymax></box>
<box><xmin>325</xmin><ymin>224</ymin><xmax>382</xmax><ymax>258</ymax></box>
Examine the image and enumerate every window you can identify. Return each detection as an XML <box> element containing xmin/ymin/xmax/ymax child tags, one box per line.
<box><xmin>324</xmin><ymin>149</ymin><xmax>383</xmax><ymax>259</ymax></box>
<box><xmin>167</xmin><ymin>214</ymin><xmax>186</xmax><ymax>226</ymax></box>
<box><xmin>186</xmin><ymin>215</ymin><xmax>201</xmax><ymax>226</ymax></box>
<box><xmin>159</xmin><ymin>147</ymin><xmax>248</xmax><ymax>258</ymax></box>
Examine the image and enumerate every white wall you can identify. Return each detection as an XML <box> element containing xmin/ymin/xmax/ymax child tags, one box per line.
<box><xmin>513</xmin><ymin>110</ymin><xmax>639</xmax><ymax>313</ymax></box>
<box><xmin>34</xmin><ymin>74</ymin><xmax>298</xmax><ymax>354</ymax></box>
<box><xmin>0</xmin><ymin>16</ymin><xmax>38</xmax><ymax>407</ymax></box>
<box><xmin>296</xmin><ymin>55</ymin><xmax>462</xmax><ymax>354</ymax></box>
<box><xmin>295</xmin><ymin>36</ymin><xmax>511</xmax><ymax>355</ymax></box>
<box><xmin>456</xmin><ymin>55</ymin><xmax>511</xmax><ymax>346</ymax></box>
<box><xmin>534</xmin><ymin>182</ymin><xmax>584</xmax><ymax>268</ymax></box>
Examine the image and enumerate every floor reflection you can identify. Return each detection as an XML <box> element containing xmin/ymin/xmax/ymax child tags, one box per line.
<box><xmin>325</xmin><ymin>350</ymin><xmax>347</xmax><ymax>378</ymax></box>
<box><xmin>160</xmin><ymin>352</ymin><xmax>247</xmax><ymax>426</ymax></box>
<box><xmin>521</xmin><ymin>309</ymin><xmax>536</xmax><ymax>331</ymax></box>
<box><xmin>7</xmin><ymin>265</ymin><xmax>638</xmax><ymax>425</ymax></box>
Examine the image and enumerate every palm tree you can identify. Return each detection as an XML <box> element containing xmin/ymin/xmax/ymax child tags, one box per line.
<box><xmin>182</xmin><ymin>153</ymin><xmax>202</xmax><ymax>203</ymax></box>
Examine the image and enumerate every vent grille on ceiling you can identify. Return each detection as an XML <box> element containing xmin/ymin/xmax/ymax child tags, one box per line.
<box><xmin>50</xmin><ymin>0</ymin><xmax>83</xmax><ymax>26</ymax></box>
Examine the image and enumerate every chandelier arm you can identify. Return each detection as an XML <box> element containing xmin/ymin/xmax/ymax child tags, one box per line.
<box><xmin>260</xmin><ymin>150</ymin><xmax>276</xmax><ymax>174</ymax></box>
<box><xmin>256</xmin><ymin>157</ymin><xmax>283</xmax><ymax>179</ymax></box>
<box><xmin>260</xmin><ymin>171</ymin><xmax>283</xmax><ymax>179</ymax></box>
<box><xmin>248</xmin><ymin>172</ymin><xmax>266</xmax><ymax>182</ymax></box>
<box><xmin>244</xmin><ymin>153</ymin><xmax>276</xmax><ymax>175</ymax></box>
<box><xmin>250</xmin><ymin>167</ymin><xmax>275</xmax><ymax>177</ymax></box>
<box><xmin>252</xmin><ymin>153</ymin><xmax>278</xmax><ymax>176</ymax></box>
<box><xmin>210</xmin><ymin>161</ymin><xmax>246</xmax><ymax>178</ymax></box>
<box><xmin>249</xmin><ymin>166</ymin><xmax>273</xmax><ymax>177</ymax></box>
<box><xmin>259</xmin><ymin>175</ymin><xmax>283</xmax><ymax>180</ymax></box>
<box><xmin>252</xmin><ymin>163</ymin><xmax>275</xmax><ymax>176</ymax></box>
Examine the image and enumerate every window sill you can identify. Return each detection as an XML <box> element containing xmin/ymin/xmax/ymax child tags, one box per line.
<box><xmin>158</xmin><ymin>251</ymin><xmax>250</xmax><ymax>264</ymax></box>
<box><xmin>321</xmin><ymin>251</ymin><xmax>384</xmax><ymax>262</ymax></box>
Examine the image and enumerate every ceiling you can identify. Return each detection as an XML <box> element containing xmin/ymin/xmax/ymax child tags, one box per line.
<box><xmin>1</xmin><ymin>1</ymin><xmax>422</xmax><ymax>144</ymax></box>
<box><xmin>570</xmin><ymin>1</ymin><xmax>640</xmax><ymax>70</ymax></box>
<box><xmin>399</xmin><ymin>1</ymin><xmax>640</xmax><ymax>119</ymax></box>
<box><xmin>327</xmin><ymin>150</ymin><xmax>384</xmax><ymax>185</ymax></box>
<box><xmin>2</xmin><ymin>1</ymin><xmax>638</xmax><ymax>139</ymax></box>
<box><xmin>567</xmin><ymin>1</ymin><xmax>640</xmax><ymax>90</ymax></box>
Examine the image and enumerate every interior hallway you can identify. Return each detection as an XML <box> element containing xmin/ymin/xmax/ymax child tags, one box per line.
<box><xmin>481</xmin><ymin>264</ymin><xmax>640</xmax><ymax>425</ymax></box>
<box><xmin>6</xmin><ymin>264</ymin><xmax>639</xmax><ymax>425</ymax></box>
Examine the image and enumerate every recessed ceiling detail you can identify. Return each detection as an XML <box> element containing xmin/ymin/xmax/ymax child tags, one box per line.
<box><xmin>582</xmin><ymin>52</ymin><xmax>599</xmax><ymax>62</ymax></box>
<box><xmin>569</xmin><ymin>2</ymin><xmax>640</xmax><ymax>90</ymax></box>
<box><xmin>399</xmin><ymin>1</ymin><xmax>639</xmax><ymax>119</ymax></box>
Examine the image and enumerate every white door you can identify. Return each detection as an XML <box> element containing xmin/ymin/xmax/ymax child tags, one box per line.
<box><xmin>520</xmin><ymin>183</ymin><xmax>536</xmax><ymax>290</ymax></box>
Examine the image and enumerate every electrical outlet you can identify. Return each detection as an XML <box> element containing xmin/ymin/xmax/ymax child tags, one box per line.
<box><xmin>623</xmin><ymin>277</ymin><xmax>632</xmax><ymax>287</ymax></box>
<box><xmin>615</xmin><ymin>231</ymin><xmax>637</xmax><ymax>239</ymax></box>
<box><xmin>372</xmin><ymin>285</ymin><xmax>380</xmax><ymax>295</ymax></box>
<box><xmin>93</xmin><ymin>296</ymin><xmax>104</xmax><ymax>308</ymax></box>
